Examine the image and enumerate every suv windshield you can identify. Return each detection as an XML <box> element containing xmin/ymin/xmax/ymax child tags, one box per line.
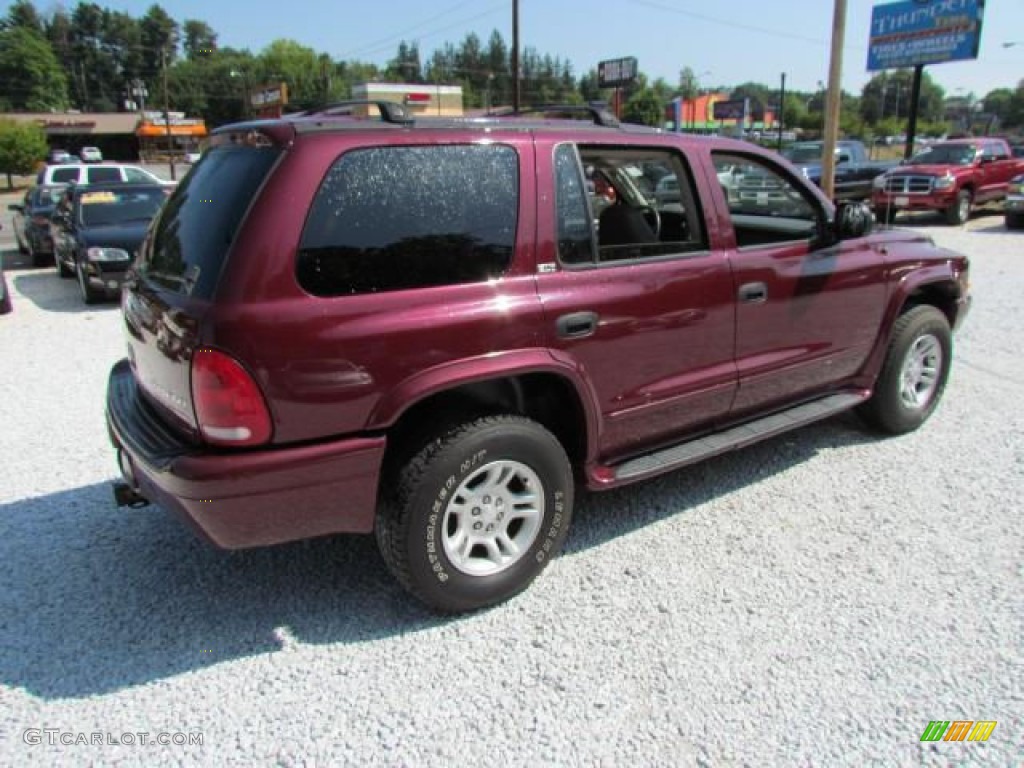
<box><xmin>139</xmin><ymin>143</ymin><xmax>281</xmax><ymax>298</ymax></box>
<box><xmin>909</xmin><ymin>144</ymin><xmax>976</xmax><ymax>165</ymax></box>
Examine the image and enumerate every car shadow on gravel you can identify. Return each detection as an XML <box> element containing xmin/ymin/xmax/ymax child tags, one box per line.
<box><xmin>0</xmin><ymin>413</ymin><xmax>877</xmax><ymax>700</ymax></box>
<box><xmin>11</xmin><ymin>270</ymin><xmax>120</xmax><ymax>313</ymax></box>
<box><xmin>564</xmin><ymin>410</ymin><xmax>876</xmax><ymax>554</ymax></box>
<box><xmin>2</xmin><ymin>248</ymin><xmax>36</xmax><ymax>271</ymax></box>
<box><xmin>0</xmin><ymin>481</ymin><xmax>444</xmax><ymax>700</ymax></box>
<box><xmin>964</xmin><ymin>220</ymin><xmax>1016</xmax><ymax>236</ymax></box>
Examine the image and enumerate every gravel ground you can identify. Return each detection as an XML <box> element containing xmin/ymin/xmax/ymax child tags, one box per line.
<box><xmin>0</xmin><ymin>211</ymin><xmax>1021</xmax><ymax>767</ymax></box>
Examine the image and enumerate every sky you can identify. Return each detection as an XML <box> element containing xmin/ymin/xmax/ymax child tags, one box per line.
<box><xmin>13</xmin><ymin>0</ymin><xmax>1024</xmax><ymax>98</ymax></box>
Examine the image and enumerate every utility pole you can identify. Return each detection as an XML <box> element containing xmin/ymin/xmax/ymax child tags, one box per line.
<box><xmin>820</xmin><ymin>0</ymin><xmax>847</xmax><ymax>200</ymax></box>
<box><xmin>777</xmin><ymin>72</ymin><xmax>786</xmax><ymax>151</ymax></box>
<box><xmin>161</xmin><ymin>46</ymin><xmax>176</xmax><ymax>181</ymax></box>
<box><xmin>512</xmin><ymin>0</ymin><xmax>520</xmax><ymax>111</ymax></box>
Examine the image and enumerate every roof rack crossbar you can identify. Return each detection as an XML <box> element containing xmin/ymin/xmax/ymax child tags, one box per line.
<box><xmin>487</xmin><ymin>104</ymin><xmax>620</xmax><ymax>128</ymax></box>
<box><xmin>292</xmin><ymin>100</ymin><xmax>414</xmax><ymax>125</ymax></box>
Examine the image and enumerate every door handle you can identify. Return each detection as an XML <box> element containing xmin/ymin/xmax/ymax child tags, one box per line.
<box><xmin>556</xmin><ymin>311</ymin><xmax>599</xmax><ymax>339</ymax></box>
<box><xmin>739</xmin><ymin>282</ymin><xmax>767</xmax><ymax>303</ymax></box>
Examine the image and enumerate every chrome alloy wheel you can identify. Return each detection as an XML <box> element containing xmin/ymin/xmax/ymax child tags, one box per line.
<box><xmin>957</xmin><ymin>194</ymin><xmax>970</xmax><ymax>223</ymax></box>
<box><xmin>900</xmin><ymin>333</ymin><xmax>943</xmax><ymax>409</ymax></box>
<box><xmin>441</xmin><ymin>460</ymin><xmax>544</xmax><ymax>576</ymax></box>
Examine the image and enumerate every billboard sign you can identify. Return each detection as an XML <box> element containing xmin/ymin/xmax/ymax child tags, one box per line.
<box><xmin>712</xmin><ymin>99</ymin><xmax>747</xmax><ymax>121</ymax></box>
<box><xmin>867</xmin><ymin>0</ymin><xmax>985</xmax><ymax>71</ymax></box>
<box><xmin>598</xmin><ymin>57</ymin><xmax>638</xmax><ymax>88</ymax></box>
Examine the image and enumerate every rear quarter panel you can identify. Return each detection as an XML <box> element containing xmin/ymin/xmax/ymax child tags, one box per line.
<box><xmin>210</xmin><ymin>130</ymin><xmax>551</xmax><ymax>445</ymax></box>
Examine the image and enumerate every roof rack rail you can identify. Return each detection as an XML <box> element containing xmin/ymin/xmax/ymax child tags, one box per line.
<box><xmin>290</xmin><ymin>100</ymin><xmax>414</xmax><ymax>125</ymax></box>
<box><xmin>487</xmin><ymin>104</ymin><xmax>620</xmax><ymax>128</ymax></box>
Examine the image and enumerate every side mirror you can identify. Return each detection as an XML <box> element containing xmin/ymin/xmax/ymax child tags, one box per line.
<box><xmin>7</xmin><ymin>204</ymin><xmax>23</xmax><ymax>213</ymax></box>
<box><xmin>835</xmin><ymin>201</ymin><xmax>875</xmax><ymax>240</ymax></box>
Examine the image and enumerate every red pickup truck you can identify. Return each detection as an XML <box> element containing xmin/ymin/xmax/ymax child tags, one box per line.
<box><xmin>872</xmin><ymin>138</ymin><xmax>1024</xmax><ymax>225</ymax></box>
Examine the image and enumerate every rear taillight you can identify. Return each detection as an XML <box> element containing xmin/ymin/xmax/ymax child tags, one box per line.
<box><xmin>191</xmin><ymin>348</ymin><xmax>272</xmax><ymax>446</ymax></box>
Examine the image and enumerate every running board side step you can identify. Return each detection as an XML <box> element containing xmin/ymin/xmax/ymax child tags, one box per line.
<box><xmin>613</xmin><ymin>392</ymin><xmax>868</xmax><ymax>483</ymax></box>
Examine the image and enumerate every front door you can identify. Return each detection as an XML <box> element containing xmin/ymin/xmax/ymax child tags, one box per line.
<box><xmin>711</xmin><ymin>150</ymin><xmax>886</xmax><ymax>418</ymax></box>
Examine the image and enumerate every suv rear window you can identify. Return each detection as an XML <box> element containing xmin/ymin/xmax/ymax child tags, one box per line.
<box><xmin>139</xmin><ymin>144</ymin><xmax>280</xmax><ymax>298</ymax></box>
<box><xmin>297</xmin><ymin>144</ymin><xmax>518</xmax><ymax>296</ymax></box>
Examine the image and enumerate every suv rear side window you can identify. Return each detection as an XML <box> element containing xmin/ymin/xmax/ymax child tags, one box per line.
<box><xmin>51</xmin><ymin>168</ymin><xmax>78</xmax><ymax>183</ymax></box>
<box><xmin>86</xmin><ymin>167</ymin><xmax>122</xmax><ymax>183</ymax></box>
<box><xmin>297</xmin><ymin>144</ymin><xmax>518</xmax><ymax>296</ymax></box>
<box><xmin>139</xmin><ymin>144</ymin><xmax>280</xmax><ymax>298</ymax></box>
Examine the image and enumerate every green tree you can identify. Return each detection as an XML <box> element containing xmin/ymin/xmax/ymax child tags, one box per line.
<box><xmin>140</xmin><ymin>4</ymin><xmax>180</xmax><ymax>81</ymax></box>
<box><xmin>982</xmin><ymin>88</ymin><xmax>1014</xmax><ymax>128</ymax></box>
<box><xmin>860</xmin><ymin>70</ymin><xmax>944</xmax><ymax>126</ymax></box>
<box><xmin>182</xmin><ymin>19</ymin><xmax>217</xmax><ymax>60</ymax></box>
<box><xmin>258</xmin><ymin>38</ymin><xmax>321</xmax><ymax>111</ymax></box>
<box><xmin>3</xmin><ymin>0</ymin><xmax>44</xmax><ymax>34</ymax></box>
<box><xmin>623</xmin><ymin>86</ymin><xmax>663</xmax><ymax>127</ymax></box>
<box><xmin>0</xmin><ymin>118</ymin><xmax>47</xmax><ymax>189</ymax></box>
<box><xmin>0</xmin><ymin>25</ymin><xmax>69</xmax><ymax>111</ymax></box>
<box><xmin>1004</xmin><ymin>79</ymin><xmax>1024</xmax><ymax>129</ymax></box>
<box><xmin>385</xmin><ymin>40</ymin><xmax>422</xmax><ymax>83</ymax></box>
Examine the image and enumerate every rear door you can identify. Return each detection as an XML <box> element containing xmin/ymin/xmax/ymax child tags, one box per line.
<box><xmin>709</xmin><ymin>149</ymin><xmax>886</xmax><ymax>418</ymax></box>
<box><xmin>537</xmin><ymin>140</ymin><xmax>737</xmax><ymax>462</ymax></box>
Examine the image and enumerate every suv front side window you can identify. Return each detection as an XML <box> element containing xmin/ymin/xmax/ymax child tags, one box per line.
<box><xmin>715</xmin><ymin>152</ymin><xmax>821</xmax><ymax>248</ymax></box>
<box><xmin>298</xmin><ymin>144</ymin><xmax>518</xmax><ymax>296</ymax></box>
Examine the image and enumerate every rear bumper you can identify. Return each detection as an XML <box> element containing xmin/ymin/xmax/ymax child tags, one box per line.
<box><xmin>106</xmin><ymin>359</ymin><xmax>386</xmax><ymax>548</ymax></box>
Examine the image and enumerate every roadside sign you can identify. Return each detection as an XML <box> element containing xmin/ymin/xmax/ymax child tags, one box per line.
<box><xmin>867</xmin><ymin>0</ymin><xmax>986</xmax><ymax>71</ymax></box>
<box><xmin>598</xmin><ymin>57</ymin><xmax>638</xmax><ymax>88</ymax></box>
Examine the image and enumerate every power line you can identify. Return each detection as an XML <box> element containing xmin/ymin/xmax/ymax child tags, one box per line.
<box><xmin>336</xmin><ymin>0</ymin><xmax>482</xmax><ymax>59</ymax></box>
<box><xmin>335</xmin><ymin>1</ymin><xmax>508</xmax><ymax>61</ymax></box>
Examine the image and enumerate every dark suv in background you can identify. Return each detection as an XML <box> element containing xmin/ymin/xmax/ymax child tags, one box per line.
<box><xmin>107</xmin><ymin>102</ymin><xmax>971</xmax><ymax>612</ymax></box>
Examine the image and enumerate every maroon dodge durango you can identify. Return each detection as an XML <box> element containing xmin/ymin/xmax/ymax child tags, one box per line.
<box><xmin>106</xmin><ymin>102</ymin><xmax>971</xmax><ymax>612</ymax></box>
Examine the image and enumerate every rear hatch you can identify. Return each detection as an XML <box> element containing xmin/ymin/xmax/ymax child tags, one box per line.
<box><xmin>122</xmin><ymin>128</ymin><xmax>286</xmax><ymax>442</ymax></box>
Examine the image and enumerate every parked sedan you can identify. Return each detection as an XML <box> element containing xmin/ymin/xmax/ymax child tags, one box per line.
<box><xmin>0</xmin><ymin>224</ymin><xmax>10</xmax><ymax>315</ymax></box>
<box><xmin>51</xmin><ymin>183</ymin><xmax>169</xmax><ymax>304</ymax></box>
<box><xmin>7</xmin><ymin>185</ymin><xmax>65</xmax><ymax>266</ymax></box>
<box><xmin>1006</xmin><ymin>174</ymin><xmax>1024</xmax><ymax>230</ymax></box>
<box><xmin>79</xmin><ymin>146</ymin><xmax>103</xmax><ymax>163</ymax></box>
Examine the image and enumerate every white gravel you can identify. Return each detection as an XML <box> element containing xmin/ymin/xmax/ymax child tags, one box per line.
<box><xmin>0</xmin><ymin>211</ymin><xmax>1021</xmax><ymax>767</ymax></box>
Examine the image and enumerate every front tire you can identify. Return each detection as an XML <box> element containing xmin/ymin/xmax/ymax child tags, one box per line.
<box><xmin>76</xmin><ymin>261</ymin><xmax>100</xmax><ymax>304</ymax></box>
<box><xmin>376</xmin><ymin>415</ymin><xmax>573</xmax><ymax>613</ymax></box>
<box><xmin>1006</xmin><ymin>212</ymin><xmax>1024</xmax><ymax>230</ymax></box>
<box><xmin>945</xmin><ymin>189</ymin><xmax>971</xmax><ymax>225</ymax></box>
<box><xmin>56</xmin><ymin>253</ymin><xmax>73</xmax><ymax>278</ymax></box>
<box><xmin>859</xmin><ymin>306</ymin><xmax>952</xmax><ymax>435</ymax></box>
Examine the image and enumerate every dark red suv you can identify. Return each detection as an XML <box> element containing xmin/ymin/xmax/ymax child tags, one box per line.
<box><xmin>107</xmin><ymin>103</ymin><xmax>971</xmax><ymax>612</ymax></box>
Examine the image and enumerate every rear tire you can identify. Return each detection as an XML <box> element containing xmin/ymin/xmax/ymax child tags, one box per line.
<box><xmin>376</xmin><ymin>415</ymin><xmax>573</xmax><ymax>613</ymax></box>
<box><xmin>1006</xmin><ymin>212</ymin><xmax>1024</xmax><ymax>230</ymax></box>
<box><xmin>859</xmin><ymin>306</ymin><xmax>952</xmax><ymax>435</ymax></box>
<box><xmin>945</xmin><ymin>189</ymin><xmax>971</xmax><ymax>226</ymax></box>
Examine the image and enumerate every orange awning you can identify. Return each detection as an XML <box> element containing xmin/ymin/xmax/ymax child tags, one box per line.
<box><xmin>136</xmin><ymin>122</ymin><xmax>207</xmax><ymax>138</ymax></box>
